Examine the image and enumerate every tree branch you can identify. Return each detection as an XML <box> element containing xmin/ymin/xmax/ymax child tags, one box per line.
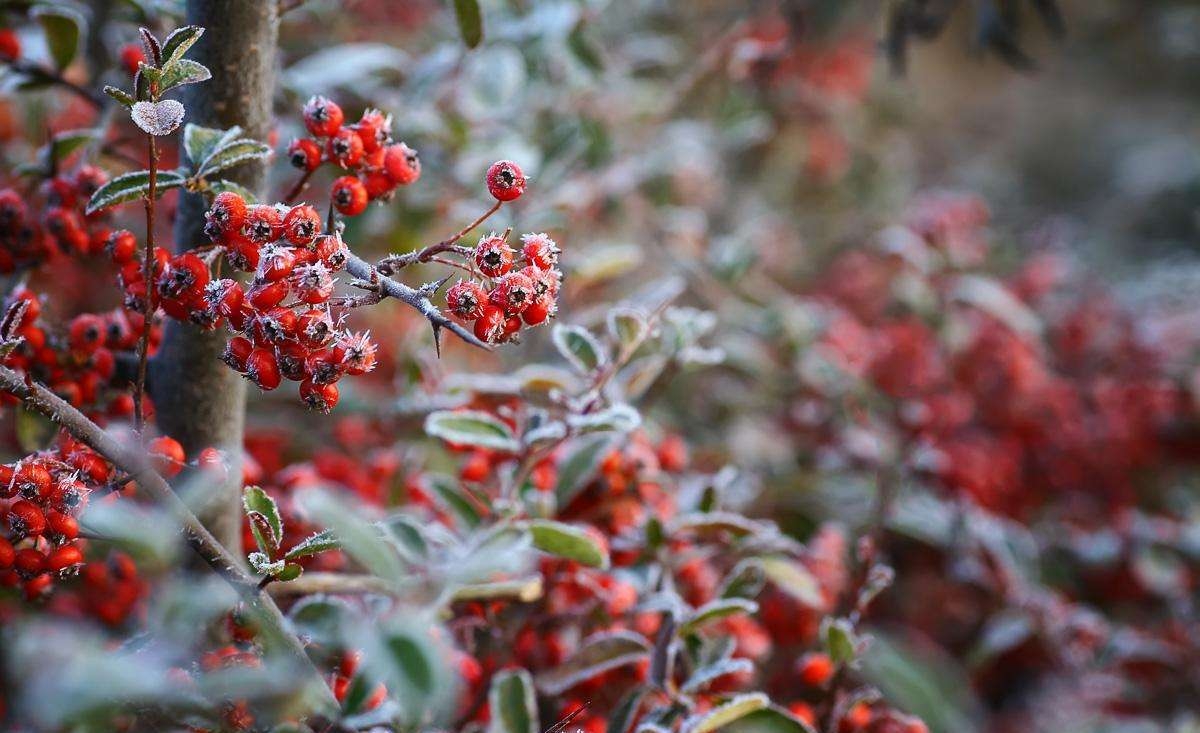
<box><xmin>0</xmin><ymin>365</ymin><xmax>339</xmax><ymax>714</ymax></box>
<box><xmin>343</xmin><ymin>251</ymin><xmax>492</xmax><ymax>351</ymax></box>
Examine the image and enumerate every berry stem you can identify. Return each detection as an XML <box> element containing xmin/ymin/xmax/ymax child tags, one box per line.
<box><xmin>378</xmin><ymin>201</ymin><xmax>503</xmax><ymax>273</ymax></box>
<box><xmin>282</xmin><ymin>167</ymin><xmax>315</xmax><ymax>205</ymax></box>
<box><xmin>134</xmin><ymin>133</ymin><xmax>159</xmax><ymax>434</ymax></box>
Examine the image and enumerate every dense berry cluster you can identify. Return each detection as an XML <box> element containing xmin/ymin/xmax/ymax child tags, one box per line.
<box><xmin>194</xmin><ymin>192</ymin><xmax>374</xmax><ymax>412</ymax></box>
<box><xmin>289</xmin><ymin>96</ymin><xmax>420</xmax><ymax>216</ymax></box>
<box><xmin>0</xmin><ymin>286</ymin><xmax>144</xmax><ymax>418</ymax></box>
<box><xmin>446</xmin><ymin>231</ymin><xmax>562</xmax><ymax>342</ymax></box>
<box><xmin>0</xmin><ymin>167</ymin><xmax>113</xmax><ymax>272</ymax></box>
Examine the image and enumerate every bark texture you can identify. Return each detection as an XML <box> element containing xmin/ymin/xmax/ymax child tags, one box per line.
<box><xmin>150</xmin><ymin>0</ymin><xmax>279</xmax><ymax>552</ymax></box>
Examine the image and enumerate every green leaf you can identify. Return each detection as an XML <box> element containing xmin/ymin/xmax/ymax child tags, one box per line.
<box><xmin>158</xmin><ymin>58</ymin><xmax>211</xmax><ymax>93</ymax></box>
<box><xmin>16</xmin><ymin>406</ymin><xmax>56</xmax><ymax>452</ymax></box>
<box><xmin>759</xmin><ymin>556</ymin><xmax>824</xmax><ymax>609</ymax></box>
<box><xmin>536</xmin><ymin>631</ymin><xmax>651</xmax><ymax>695</ymax></box>
<box><xmin>197</xmin><ymin>138</ymin><xmax>271</xmax><ymax>179</ymax></box>
<box><xmin>607</xmin><ymin>307</ymin><xmax>647</xmax><ymax>353</ymax></box>
<box><xmin>49</xmin><ymin>128</ymin><xmax>99</xmax><ymax>163</ymax></box>
<box><xmin>722</xmin><ymin>707</ymin><xmax>818</xmax><ymax>733</ymax></box>
<box><xmin>183</xmin><ymin>123</ymin><xmax>232</xmax><ymax>166</ymax></box>
<box><xmin>243</xmin><ymin>486</ymin><xmax>283</xmax><ymax>555</ymax></box>
<box><xmin>86</xmin><ymin>169</ymin><xmax>187</xmax><ymax>213</ymax></box>
<box><xmin>355</xmin><ymin>620</ymin><xmax>456</xmax><ymax>725</ymax></box>
<box><xmin>425</xmin><ymin>410</ymin><xmax>519</xmax><ymax>452</ymax></box>
<box><xmin>683</xmin><ymin>693</ymin><xmax>769</xmax><ymax>733</ymax></box>
<box><xmin>552</xmin><ymin>324</ymin><xmax>606</xmax><ymax>374</ymax></box>
<box><xmin>300</xmin><ymin>488</ymin><xmax>406</xmax><ymax>583</ymax></box>
<box><xmin>681</xmin><ymin>658</ymin><xmax>755</xmax><ymax>695</ymax></box>
<box><xmin>488</xmin><ymin>668</ymin><xmax>538</xmax><ymax>733</ymax></box>
<box><xmin>528</xmin><ymin>520</ymin><xmax>609</xmax><ymax>569</ymax></box>
<box><xmin>103</xmin><ymin>85</ymin><xmax>135</xmax><ymax>108</ymax></box>
<box><xmin>566</xmin><ymin>403</ymin><xmax>641</xmax><ymax>435</ymax></box>
<box><xmin>452</xmin><ymin>575</ymin><xmax>543</xmax><ymax>603</ymax></box>
<box><xmin>678</xmin><ymin>598</ymin><xmax>759</xmax><ymax>636</ymax></box>
<box><xmin>288</xmin><ymin>595</ymin><xmax>354</xmax><ymax>646</ymax></box>
<box><xmin>32</xmin><ymin>5</ymin><xmax>83</xmax><ymax>71</ymax></box>
<box><xmin>284</xmin><ymin>529</ymin><xmax>341</xmax><ymax>560</ymax></box>
<box><xmin>859</xmin><ymin>633</ymin><xmax>981</xmax><ymax>733</ymax></box>
<box><xmin>206</xmin><ymin>179</ymin><xmax>257</xmax><ymax>202</ymax></box>
<box><xmin>567</xmin><ymin>20</ymin><xmax>605</xmax><ymax>74</ymax></box>
<box><xmin>276</xmin><ymin>562</ymin><xmax>303</xmax><ymax>582</ymax></box>
<box><xmin>248</xmin><ymin>551</ymin><xmax>285</xmax><ymax>577</ymax></box>
<box><xmin>554</xmin><ymin>434</ymin><xmax>618</xmax><ymax>507</ymax></box>
<box><xmin>426</xmin><ymin>474</ymin><xmax>482</xmax><ymax>529</ymax></box>
<box><xmin>451</xmin><ymin>0</ymin><xmax>484</xmax><ymax>48</ymax></box>
<box><xmin>608</xmin><ymin>687</ymin><xmax>647</xmax><ymax>733</ymax></box>
<box><xmin>720</xmin><ymin>559</ymin><xmax>768</xmax><ymax>600</ymax></box>
<box><xmin>821</xmin><ymin>617</ymin><xmax>858</xmax><ymax>665</ymax></box>
<box><xmin>668</xmin><ymin>511</ymin><xmax>768</xmax><ymax>538</ymax></box>
<box><xmin>160</xmin><ymin>25</ymin><xmax>204</xmax><ymax>66</ymax></box>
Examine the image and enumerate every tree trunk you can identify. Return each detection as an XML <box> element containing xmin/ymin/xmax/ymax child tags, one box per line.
<box><xmin>150</xmin><ymin>0</ymin><xmax>278</xmax><ymax>552</ymax></box>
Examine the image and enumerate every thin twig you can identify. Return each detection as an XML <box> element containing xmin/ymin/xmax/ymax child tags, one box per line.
<box><xmin>282</xmin><ymin>167</ymin><xmax>315</xmax><ymax>204</ymax></box>
<box><xmin>134</xmin><ymin>133</ymin><xmax>158</xmax><ymax>433</ymax></box>
<box><xmin>3</xmin><ymin>60</ymin><xmax>105</xmax><ymax>108</ymax></box>
<box><xmin>377</xmin><ymin>201</ymin><xmax>501</xmax><ymax>274</ymax></box>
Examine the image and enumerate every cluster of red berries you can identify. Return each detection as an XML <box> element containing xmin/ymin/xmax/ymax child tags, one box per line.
<box><xmin>0</xmin><ymin>167</ymin><xmax>113</xmax><ymax>272</ymax></box>
<box><xmin>446</xmin><ymin>231</ymin><xmax>562</xmax><ymax>342</ymax></box>
<box><xmin>0</xmin><ymin>286</ymin><xmax>145</xmax><ymax>418</ymax></box>
<box><xmin>194</xmin><ymin>191</ymin><xmax>375</xmax><ymax>412</ymax></box>
<box><xmin>288</xmin><ymin>96</ymin><xmax>420</xmax><ymax>216</ymax></box>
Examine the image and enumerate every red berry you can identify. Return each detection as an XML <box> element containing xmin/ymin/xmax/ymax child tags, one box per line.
<box><xmin>244</xmin><ymin>205</ymin><xmax>284</xmax><ymax>244</ymax></box>
<box><xmin>383</xmin><ymin>142</ymin><xmax>421</xmax><ymax>186</ymax></box>
<box><xmin>0</xmin><ymin>29</ymin><xmax>20</xmax><ymax>62</ymax></box>
<box><xmin>303</xmin><ymin>95</ymin><xmax>344</xmax><ymax>138</ymax></box>
<box><xmin>287</xmin><ymin>138</ymin><xmax>323</xmax><ymax>171</ymax></box>
<box><xmin>489</xmin><ymin>272</ymin><xmax>536</xmax><ymax>314</ymax></box>
<box><xmin>68</xmin><ymin>314</ymin><xmax>106</xmax><ymax>354</ymax></box>
<box><xmin>326</xmin><ymin>128</ymin><xmax>365</xmax><ymax>168</ymax></box>
<box><xmin>149</xmin><ymin>436</ymin><xmax>186</xmax><ymax>478</ymax></box>
<box><xmin>335</xmin><ymin>331</ymin><xmax>377</xmax><ymax>376</ymax></box>
<box><xmin>522</xmin><ymin>295</ymin><xmax>555</xmax><ymax>325</ymax></box>
<box><xmin>521</xmin><ymin>232</ymin><xmax>560</xmax><ymax>269</ymax></box>
<box><xmin>246</xmin><ymin>347</ymin><xmax>282</xmax><ymax>391</ymax></box>
<box><xmin>222</xmin><ymin>336</ymin><xmax>254</xmax><ymax>371</ymax></box>
<box><xmin>0</xmin><ymin>537</ymin><xmax>13</xmax><ymax>569</ymax></box>
<box><xmin>473</xmin><ymin>306</ymin><xmax>507</xmax><ymax>343</ymax></box>
<box><xmin>14</xmin><ymin>548</ymin><xmax>44</xmax><ymax>576</ymax></box>
<box><xmin>283</xmin><ymin>205</ymin><xmax>323</xmax><ymax>247</ymax></box>
<box><xmin>118</xmin><ymin>43</ymin><xmax>145</xmax><ymax>75</ymax></box>
<box><xmin>486</xmin><ymin>160</ymin><xmax>526</xmax><ymax>201</ymax></box>
<box><xmin>446</xmin><ymin>280</ymin><xmax>488</xmax><ymax>321</ymax></box>
<box><xmin>474</xmin><ymin>234</ymin><xmax>514</xmax><ymax>278</ymax></box>
<box><xmin>205</xmin><ymin>192</ymin><xmax>249</xmax><ymax>241</ymax></box>
<box><xmin>300</xmin><ymin>380</ymin><xmax>339</xmax><ymax>413</ymax></box>
<box><xmin>331</xmin><ymin>176</ymin><xmax>368</xmax><ymax>216</ymax></box>
<box><xmin>797</xmin><ymin>652</ymin><xmax>834</xmax><ymax>687</ymax></box>
<box><xmin>13</xmin><ymin>463</ymin><xmax>51</xmax><ymax>501</ymax></box>
<box><xmin>8</xmin><ymin>500</ymin><xmax>46</xmax><ymax>537</ymax></box>
<box><xmin>46</xmin><ymin>544</ymin><xmax>84</xmax><ymax>574</ymax></box>
<box><xmin>355</xmin><ymin>109</ymin><xmax>391</xmax><ymax>153</ymax></box>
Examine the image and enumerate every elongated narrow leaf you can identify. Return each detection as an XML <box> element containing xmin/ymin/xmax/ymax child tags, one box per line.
<box><xmin>183</xmin><ymin>123</ymin><xmax>231</xmax><ymax>166</ymax></box>
<box><xmin>160</xmin><ymin>25</ymin><xmax>204</xmax><ymax>65</ymax></box>
<box><xmin>299</xmin><ymin>488</ymin><xmax>406</xmax><ymax>583</ymax></box>
<box><xmin>488</xmin><ymin>668</ymin><xmax>537</xmax><ymax>733</ymax></box>
<box><xmin>608</xmin><ymin>687</ymin><xmax>647</xmax><ymax>733</ymax></box>
<box><xmin>243</xmin><ymin>486</ymin><xmax>283</xmax><ymax>555</ymax></box>
<box><xmin>566</xmin><ymin>403</ymin><xmax>641</xmax><ymax>435</ymax></box>
<box><xmin>681</xmin><ymin>658</ymin><xmax>755</xmax><ymax>694</ymax></box>
<box><xmin>759</xmin><ymin>556</ymin><xmax>824</xmax><ymax>609</ymax></box>
<box><xmin>285</xmin><ymin>529</ymin><xmax>341</xmax><ymax>560</ymax></box>
<box><xmin>528</xmin><ymin>520</ymin><xmax>609</xmax><ymax>569</ymax></box>
<box><xmin>552</xmin><ymin>324</ymin><xmax>606</xmax><ymax>375</ymax></box>
<box><xmin>103</xmin><ymin>85</ymin><xmax>135</xmax><ymax>108</ymax></box>
<box><xmin>452</xmin><ymin>575</ymin><xmax>543</xmax><ymax>603</ymax></box>
<box><xmin>158</xmin><ymin>58</ymin><xmax>211</xmax><ymax>94</ymax></box>
<box><xmin>452</xmin><ymin>0</ymin><xmax>484</xmax><ymax>48</ymax></box>
<box><xmin>207</xmin><ymin>179</ymin><xmax>257</xmax><ymax>202</ymax></box>
<box><xmin>33</xmin><ymin>6</ymin><xmax>83</xmax><ymax>71</ymax></box>
<box><xmin>197</xmin><ymin>138</ymin><xmax>271</xmax><ymax>178</ymax></box>
<box><xmin>86</xmin><ymin>169</ymin><xmax>187</xmax><ymax>214</ymax></box>
<box><xmin>50</xmin><ymin>129</ymin><xmax>99</xmax><ymax>163</ymax></box>
<box><xmin>678</xmin><ymin>598</ymin><xmax>759</xmax><ymax>636</ymax></box>
<box><xmin>536</xmin><ymin>631</ymin><xmax>651</xmax><ymax>695</ymax></box>
<box><xmin>683</xmin><ymin>693</ymin><xmax>769</xmax><ymax>733</ymax></box>
<box><xmin>425</xmin><ymin>410</ymin><xmax>519</xmax><ymax>452</ymax></box>
<box><xmin>722</xmin><ymin>707</ymin><xmax>818</xmax><ymax>733</ymax></box>
<box><xmin>554</xmin><ymin>434</ymin><xmax>618</xmax><ymax>507</ymax></box>
<box><xmin>607</xmin><ymin>308</ymin><xmax>648</xmax><ymax>352</ymax></box>
<box><xmin>426</xmin><ymin>474</ymin><xmax>482</xmax><ymax>529</ymax></box>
